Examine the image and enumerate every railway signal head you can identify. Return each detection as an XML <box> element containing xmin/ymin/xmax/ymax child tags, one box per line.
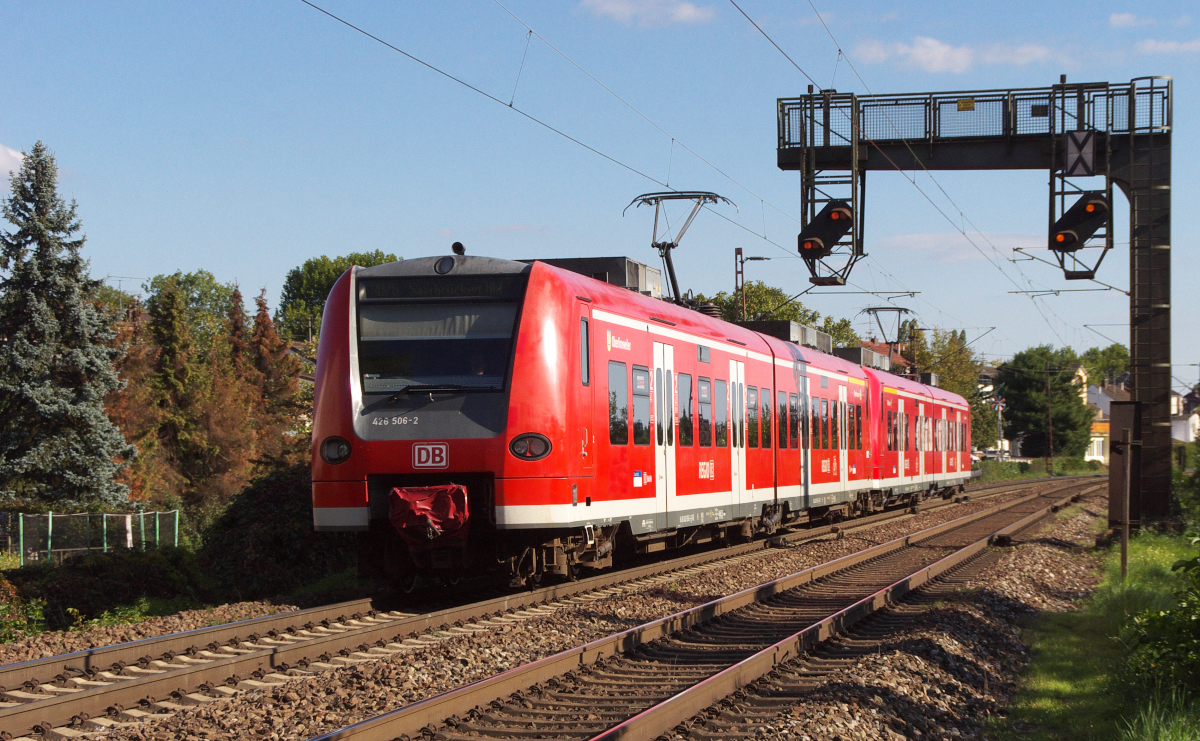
<box><xmin>798</xmin><ymin>201</ymin><xmax>853</xmax><ymax>259</ymax></box>
<box><xmin>1050</xmin><ymin>191</ymin><xmax>1109</xmax><ymax>252</ymax></box>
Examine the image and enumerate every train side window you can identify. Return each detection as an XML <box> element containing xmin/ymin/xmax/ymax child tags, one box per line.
<box><xmin>713</xmin><ymin>379</ymin><xmax>727</xmax><ymax>447</ymax></box>
<box><xmin>905</xmin><ymin>413</ymin><xmax>911</xmax><ymax>452</ymax></box>
<box><xmin>789</xmin><ymin>394</ymin><xmax>799</xmax><ymax>449</ymax></box>
<box><xmin>733</xmin><ymin>383</ymin><xmax>742</xmax><ymax>448</ymax></box>
<box><xmin>810</xmin><ymin>398</ymin><xmax>818</xmax><ymax>450</ymax></box>
<box><xmin>580</xmin><ymin>318</ymin><xmax>589</xmax><ymax>386</ymax></box>
<box><xmin>655</xmin><ymin>368</ymin><xmax>664</xmax><ymax>446</ymax></box>
<box><xmin>665</xmin><ymin>370</ymin><xmax>674</xmax><ymax>446</ymax></box>
<box><xmin>854</xmin><ymin>404</ymin><xmax>862</xmax><ymax>450</ymax></box>
<box><xmin>779</xmin><ymin>392</ymin><xmax>789</xmax><ymax>449</ymax></box>
<box><xmin>677</xmin><ymin>373</ymin><xmax>693</xmax><ymax>446</ymax></box>
<box><xmin>761</xmin><ymin>388</ymin><xmax>772</xmax><ymax>448</ymax></box>
<box><xmin>698</xmin><ymin>377</ymin><xmax>713</xmax><ymax>447</ymax></box>
<box><xmin>820</xmin><ymin>398</ymin><xmax>829</xmax><ymax>450</ymax></box>
<box><xmin>632</xmin><ymin>366</ymin><xmax>651</xmax><ymax>445</ymax></box>
<box><xmin>608</xmin><ymin>361</ymin><xmax>628</xmax><ymax>445</ymax></box>
<box><xmin>831</xmin><ymin>400</ymin><xmax>840</xmax><ymax>450</ymax></box>
<box><xmin>886</xmin><ymin>410</ymin><xmax>894</xmax><ymax>452</ymax></box>
<box><xmin>746</xmin><ymin>387</ymin><xmax>759</xmax><ymax>449</ymax></box>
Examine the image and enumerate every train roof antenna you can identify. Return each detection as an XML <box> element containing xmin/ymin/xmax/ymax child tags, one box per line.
<box><xmin>624</xmin><ymin>192</ymin><xmax>735</xmax><ymax>305</ymax></box>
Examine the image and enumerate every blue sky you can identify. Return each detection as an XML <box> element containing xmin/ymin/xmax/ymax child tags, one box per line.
<box><xmin>1</xmin><ymin>1</ymin><xmax>1196</xmax><ymax>388</ymax></box>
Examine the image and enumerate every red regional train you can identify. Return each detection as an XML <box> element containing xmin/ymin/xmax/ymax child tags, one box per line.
<box><xmin>311</xmin><ymin>254</ymin><xmax>972</xmax><ymax>588</ymax></box>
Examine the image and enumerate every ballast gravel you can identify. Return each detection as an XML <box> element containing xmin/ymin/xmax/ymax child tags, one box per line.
<box><xmin>96</xmin><ymin>482</ymin><xmax>1104</xmax><ymax>741</ymax></box>
<box><xmin>0</xmin><ymin>601</ymin><xmax>296</xmax><ymax>666</ymax></box>
<box><xmin>720</xmin><ymin>489</ymin><xmax>1108</xmax><ymax>741</ymax></box>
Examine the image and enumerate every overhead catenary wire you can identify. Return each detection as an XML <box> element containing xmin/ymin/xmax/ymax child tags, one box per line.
<box><xmin>297</xmin><ymin>0</ymin><xmax>666</xmax><ymax>187</ymax></box>
<box><xmin>732</xmin><ymin>0</ymin><xmax>1085</xmax><ymax>347</ymax></box>
<box><xmin>299</xmin><ymin>0</ymin><xmax>1011</xmax><ymax>323</ymax></box>
<box><xmin>802</xmin><ymin>0</ymin><xmax>1110</xmax><ymax>344</ymax></box>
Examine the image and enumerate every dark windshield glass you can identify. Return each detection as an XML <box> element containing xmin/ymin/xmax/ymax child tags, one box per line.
<box><xmin>358</xmin><ymin>302</ymin><xmax>518</xmax><ymax>392</ymax></box>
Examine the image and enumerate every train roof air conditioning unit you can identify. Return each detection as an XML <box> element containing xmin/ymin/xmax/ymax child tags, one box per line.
<box><xmin>735</xmin><ymin>321</ymin><xmax>833</xmax><ymax>355</ymax></box>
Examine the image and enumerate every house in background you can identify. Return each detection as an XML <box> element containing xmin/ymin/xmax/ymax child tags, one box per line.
<box><xmin>1085</xmin><ymin>379</ymin><xmax>1130</xmax><ymax>466</ymax></box>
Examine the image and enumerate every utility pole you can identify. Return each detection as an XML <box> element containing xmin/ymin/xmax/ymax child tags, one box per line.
<box><xmin>1045</xmin><ymin>364</ymin><xmax>1055</xmax><ymax>475</ymax></box>
<box><xmin>734</xmin><ymin>248</ymin><xmax>770</xmax><ymax>321</ymax></box>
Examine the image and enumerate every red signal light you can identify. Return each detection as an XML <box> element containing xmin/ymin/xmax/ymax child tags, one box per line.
<box><xmin>830</xmin><ymin>211</ymin><xmax>841</xmax><ymax>220</ymax></box>
<box><xmin>1085</xmin><ymin>203</ymin><xmax>1096</xmax><ymax>213</ymax></box>
<box><xmin>1055</xmin><ymin>234</ymin><xmax>1066</xmax><ymax>243</ymax></box>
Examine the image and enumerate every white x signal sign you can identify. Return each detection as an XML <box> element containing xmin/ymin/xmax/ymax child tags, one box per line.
<box><xmin>1064</xmin><ymin>130</ymin><xmax>1096</xmax><ymax>177</ymax></box>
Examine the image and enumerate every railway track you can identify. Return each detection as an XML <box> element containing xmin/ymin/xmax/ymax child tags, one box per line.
<box><xmin>0</xmin><ymin>476</ymin><xmax>1089</xmax><ymax>739</ymax></box>
<box><xmin>307</xmin><ymin>480</ymin><xmax>1095</xmax><ymax>741</ymax></box>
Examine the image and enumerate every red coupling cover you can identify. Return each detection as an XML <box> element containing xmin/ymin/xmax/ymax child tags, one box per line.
<box><xmin>388</xmin><ymin>484</ymin><xmax>470</xmax><ymax>551</ymax></box>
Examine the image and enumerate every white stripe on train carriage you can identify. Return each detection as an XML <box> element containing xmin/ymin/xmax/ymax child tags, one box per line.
<box><xmin>592</xmin><ymin>308</ymin><xmax>774</xmax><ymax>363</ymax></box>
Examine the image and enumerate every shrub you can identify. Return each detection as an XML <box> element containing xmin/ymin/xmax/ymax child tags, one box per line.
<box><xmin>3</xmin><ymin>547</ymin><xmax>210</xmax><ymax>630</ymax></box>
<box><xmin>196</xmin><ymin>463</ymin><xmax>356</xmax><ymax>600</ymax></box>
<box><xmin>0</xmin><ymin>572</ymin><xmax>43</xmax><ymax>640</ymax></box>
<box><xmin>1124</xmin><ymin>537</ymin><xmax>1200</xmax><ymax>695</ymax></box>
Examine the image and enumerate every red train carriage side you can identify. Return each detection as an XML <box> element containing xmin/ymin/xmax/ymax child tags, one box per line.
<box><xmin>311</xmin><ymin>254</ymin><xmax>972</xmax><ymax>588</ymax></box>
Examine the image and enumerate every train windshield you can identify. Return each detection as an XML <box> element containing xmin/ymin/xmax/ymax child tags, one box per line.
<box><xmin>358</xmin><ymin>301</ymin><xmax>519</xmax><ymax>393</ymax></box>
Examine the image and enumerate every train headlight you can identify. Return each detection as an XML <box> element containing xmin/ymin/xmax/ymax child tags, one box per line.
<box><xmin>509</xmin><ymin>433</ymin><xmax>551</xmax><ymax>461</ymax></box>
<box><xmin>320</xmin><ymin>436</ymin><xmax>352</xmax><ymax>464</ymax></box>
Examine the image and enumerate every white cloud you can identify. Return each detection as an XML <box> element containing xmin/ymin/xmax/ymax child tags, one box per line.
<box><xmin>580</xmin><ymin>0</ymin><xmax>715</xmax><ymax>27</ymax></box>
<box><xmin>1176</xmin><ymin>14</ymin><xmax>1192</xmax><ymax>27</ymax></box>
<box><xmin>1110</xmin><ymin>12</ymin><xmax>1154</xmax><ymax>28</ymax></box>
<box><xmin>0</xmin><ymin>145</ymin><xmax>23</xmax><ymax>175</ymax></box>
<box><xmin>853</xmin><ymin>37</ymin><xmax>1058</xmax><ymax>73</ymax></box>
<box><xmin>878</xmin><ymin>232</ymin><xmax>1041</xmax><ymax>264</ymax></box>
<box><xmin>1137</xmin><ymin>38</ymin><xmax>1200</xmax><ymax>53</ymax></box>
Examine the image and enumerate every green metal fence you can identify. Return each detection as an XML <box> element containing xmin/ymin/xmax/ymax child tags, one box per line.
<box><xmin>1</xmin><ymin>511</ymin><xmax>180</xmax><ymax>566</ymax></box>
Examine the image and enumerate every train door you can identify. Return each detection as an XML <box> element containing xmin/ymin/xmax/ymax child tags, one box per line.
<box><xmin>572</xmin><ymin>305</ymin><xmax>595</xmax><ymax>480</ymax></box>
<box><xmin>917</xmin><ymin>401</ymin><xmax>926</xmax><ymax>484</ymax></box>
<box><xmin>730</xmin><ymin>359</ymin><xmax>747</xmax><ymax>517</ymax></box>
<box><xmin>837</xmin><ymin>385</ymin><xmax>848</xmax><ymax>494</ymax></box>
<box><xmin>653</xmin><ymin>343</ymin><xmax>675</xmax><ymax>530</ymax></box>
<box><xmin>941</xmin><ymin>407</ymin><xmax>948</xmax><ymax>477</ymax></box>
<box><xmin>800</xmin><ymin>372</ymin><xmax>810</xmax><ymax>510</ymax></box>
<box><xmin>896</xmin><ymin>397</ymin><xmax>907</xmax><ymax>482</ymax></box>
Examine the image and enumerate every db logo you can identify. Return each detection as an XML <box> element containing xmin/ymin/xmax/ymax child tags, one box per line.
<box><xmin>412</xmin><ymin>443</ymin><xmax>449</xmax><ymax>469</ymax></box>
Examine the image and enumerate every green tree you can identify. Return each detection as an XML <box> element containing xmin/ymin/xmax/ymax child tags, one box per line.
<box><xmin>0</xmin><ymin>141</ymin><xmax>135</xmax><ymax>509</ymax></box>
<box><xmin>910</xmin><ymin>328</ymin><xmax>990</xmax><ymax>441</ymax></box>
<box><xmin>143</xmin><ymin>270</ymin><xmax>237</xmax><ymax>353</ymax></box>
<box><xmin>995</xmin><ymin>345</ymin><xmax>1093</xmax><ymax>458</ymax></box>
<box><xmin>695</xmin><ymin>280</ymin><xmax>861</xmax><ymax>347</ymax></box>
<box><xmin>1080</xmin><ymin>343</ymin><xmax>1129</xmax><ymax>384</ymax></box>
<box><xmin>276</xmin><ymin>251</ymin><xmax>398</xmax><ymax>341</ymax></box>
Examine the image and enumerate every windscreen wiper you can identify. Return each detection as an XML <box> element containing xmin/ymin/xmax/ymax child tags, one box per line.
<box><xmin>386</xmin><ymin>384</ymin><xmax>498</xmax><ymax>404</ymax></box>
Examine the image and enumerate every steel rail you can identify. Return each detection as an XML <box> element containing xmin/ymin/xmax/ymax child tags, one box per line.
<box><xmin>592</xmin><ymin>486</ymin><xmax>1095</xmax><ymax>740</ymax></box>
<box><xmin>306</xmin><ymin>481</ymin><xmax>1092</xmax><ymax>741</ymax></box>
<box><xmin>1</xmin><ymin>476</ymin><xmax>1087</xmax><ymax>737</ymax></box>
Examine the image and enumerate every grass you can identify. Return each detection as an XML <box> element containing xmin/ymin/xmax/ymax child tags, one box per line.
<box><xmin>991</xmin><ymin>530</ymin><xmax>1196</xmax><ymax>741</ymax></box>
<box><xmin>974</xmin><ymin>458</ymin><xmax>1104</xmax><ymax>484</ymax></box>
<box><xmin>1117</xmin><ymin>692</ymin><xmax>1200</xmax><ymax>741</ymax></box>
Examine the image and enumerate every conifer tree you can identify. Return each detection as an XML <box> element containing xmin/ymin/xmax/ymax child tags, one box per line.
<box><xmin>0</xmin><ymin>142</ymin><xmax>134</xmax><ymax>508</ymax></box>
<box><xmin>252</xmin><ymin>289</ymin><xmax>304</xmax><ymax>464</ymax></box>
<box><xmin>227</xmin><ymin>285</ymin><xmax>251</xmax><ymax>379</ymax></box>
<box><xmin>105</xmin><ymin>299</ymin><xmax>181</xmax><ymax>503</ymax></box>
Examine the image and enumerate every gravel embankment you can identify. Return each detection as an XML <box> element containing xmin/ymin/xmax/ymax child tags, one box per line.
<box><xmin>0</xmin><ymin>602</ymin><xmax>296</xmax><ymax>666</ymax></box>
<box><xmin>739</xmin><ymin>490</ymin><xmax>1107</xmax><ymax>741</ymax></box>
<box><xmin>100</xmin><ymin>484</ymin><xmax>1092</xmax><ymax>740</ymax></box>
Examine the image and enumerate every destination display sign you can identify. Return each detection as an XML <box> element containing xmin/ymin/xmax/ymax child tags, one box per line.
<box><xmin>359</xmin><ymin>275</ymin><xmax>526</xmax><ymax>302</ymax></box>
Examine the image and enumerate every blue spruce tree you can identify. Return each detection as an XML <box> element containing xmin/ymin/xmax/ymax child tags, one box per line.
<box><xmin>0</xmin><ymin>142</ymin><xmax>135</xmax><ymax>509</ymax></box>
